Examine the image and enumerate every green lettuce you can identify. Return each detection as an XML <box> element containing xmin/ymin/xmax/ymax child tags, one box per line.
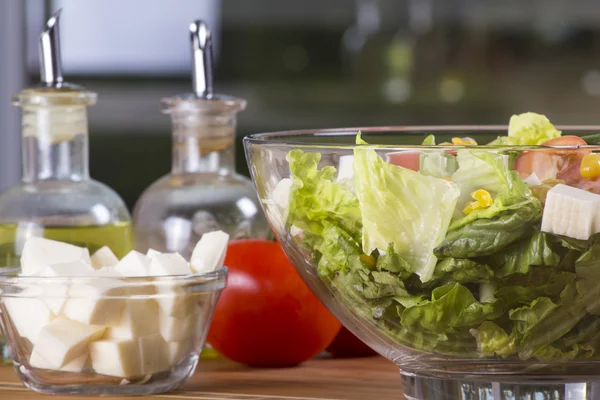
<box><xmin>353</xmin><ymin>134</ymin><xmax>460</xmax><ymax>282</ymax></box>
<box><xmin>487</xmin><ymin>232</ymin><xmax>561</xmax><ymax>278</ymax></box>
<box><xmin>509</xmin><ymin>297</ymin><xmax>557</xmax><ymax>334</ymax></box>
<box><xmin>470</xmin><ymin>321</ymin><xmax>518</xmax><ymax>358</ymax></box>
<box><xmin>434</xmin><ymin>201</ymin><xmax>541</xmax><ymax>258</ymax></box>
<box><xmin>575</xmin><ymin>244</ymin><xmax>600</xmax><ymax>315</ymax></box>
<box><xmin>488</xmin><ymin>112</ymin><xmax>562</xmax><ymax>145</ymax></box>
<box><xmin>286</xmin><ymin>150</ymin><xmax>363</xmax><ymax>278</ymax></box>
<box><xmin>449</xmin><ymin>150</ymin><xmax>541</xmax><ymax>231</ymax></box>
<box><xmin>401</xmin><ymin>282</ymin><xmax>503</xmax><ymax>334</ymax></box>
<box><xmin>430</xmin><ymin>258</ymin><xmax>494</xmax><ymax>284</ymax></box>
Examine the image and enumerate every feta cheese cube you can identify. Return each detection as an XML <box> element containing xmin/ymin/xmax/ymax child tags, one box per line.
<box><xmin>190</xmin><ymin>231</ymin><xmax>229</xmax><ymax>274</ymax></box>
<box><xmin>91</xmin><ymin>246</ymin><xmax>119</xmax><ymax>269</ymax></box>
<box><xmin>541</xmin><ymin>184</ymin><xmax>600</xmax><ymax>240</ymax></box>
<box><xmin>336</xmin><ymin>156</ymin><xmax>354</xmax><ymax>182</ymax></box>
<box><xmin>38</xmin><ymin>260</ymin><xmax>96</xmax><ymax>277</ymax></box>
<box><xmin>90</xmin><ymin>339</ymin><xmax>143</xmax><ymax>378</ymax></box>
<box><xmin>148</xmin><ymin>253</ymin><xmax>191</xmax><ymax>276</ymax></box>
<box><xmin>167</xmin><ymin>338</ymin><xmax>193</xmax><ymax>365</ymax></box>
<box><xmin>139</xmin><ymin>334</ymin><xmax>170</xmax><ymax>375</ymax></box>
<box><xmin>154</xmin><ymin>283</ymin><xmax>195</xmax><ymax>318</ymax></box>
<box><xmin>4</xmin><ymin>293</ymin><xmax>54</xmax><ymax>344</ymax></box>
<box><xmin>21</xmin><ymin>237</ymin><xmax>91</xmax><ymax>276</ymax></box>
<box><xmin>90</xmin><ymin>334</ymin><xmax>170</xmax><ymax>378</ymax></box>
<box><xmin>95</xmin><ymin>266</ymin><xmax>123</xmax><ymax>277</ymax></box>
<box><xmin>158</xmin><ymin>311</ymin><xmax>197</xmax><ymax>342</ymax></box>
<box><xmin>524</xmin><ymin>172</ymin><xmax>542</xmax><ymax>187</ymax></box>
<box><xmin>114</xmin><ymin>251</ymin><xmax>151</xmax><ymax>277</ymax></box>
<box><xmin>146</xmin><ymin>249</ymin><xmax>161</xmax><ymax>258</ymax></box>
<box><xmin>32</xmin><ymin>316</ymin><xmax>104</xmax><ymax>368</ymax></box>
<box><xmin>30</xmin><ymin>350</ymin><xmax>88</xmax><ymax>373</ymax></box>
<box><xmin>105</xmin><ymin>300</ymin><xmax>159</xmax><ymax>340</ymax></box>
<box><xmin>62</xmin><ymin>279</ymin><xmax>126</xmax><ymax>326</ymax></box>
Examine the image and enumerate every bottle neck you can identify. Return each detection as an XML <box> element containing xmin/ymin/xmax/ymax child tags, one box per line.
<box><xmin>170</xmin><ymin>112</ymin><xmax>237</xmax><ymax>175</ymax></box>
<box><xmin>21</xmin><ymin>105</ymin><xmax>90</xmax><ymax>182</ymax></box>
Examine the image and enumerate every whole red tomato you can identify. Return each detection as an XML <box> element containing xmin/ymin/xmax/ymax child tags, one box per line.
<box><xmin>326</xmin><ymin>327</ymin><xmax>377</xmax><ymax>359</ymax></box>
<box><xmin>207</xmin><ymin>240</ymin><xmax>341</xmax><ymax>367</ymax></box>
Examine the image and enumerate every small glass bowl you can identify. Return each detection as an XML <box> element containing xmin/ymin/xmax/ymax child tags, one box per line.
<box><xmin>0</xmin><ymin>267</ymin><xmax>227</xmax><ymax>396</ymax></box>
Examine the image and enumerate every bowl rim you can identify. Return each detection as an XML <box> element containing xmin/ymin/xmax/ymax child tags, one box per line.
<box><xmin>243</xmin><ymin>125</ymin><xmax>600</xmax><ymax>149</ymax></box>
<box><xmin>0</xmin><ymin>267</ymin><xmax>228</xmax><ymax>298</ymax></box>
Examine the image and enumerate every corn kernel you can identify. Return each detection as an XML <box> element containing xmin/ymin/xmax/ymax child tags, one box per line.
<box><xmin>580</xmin><ymin>153</ymin><xmax>600</xmax><ymax>179</ymax></box>
<box><xmin>451</xmin><ymin>137</ymin><xmax>478</xmax><ymax>146</ymax></box>
<box><xmin>463</xmin><ymin>189</ymin><xmax>493</xmax><ymax>215</ymax></box>
<box><xmin>360</xmin><ymin>254</ymin><xmax>377</xmax><ymax>270</ymax></box>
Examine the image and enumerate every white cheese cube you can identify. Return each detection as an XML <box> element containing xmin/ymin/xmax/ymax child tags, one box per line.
<box><xmin>90</xmin><ymin>339</ymin><xmax>143</xmax><ymax>378</ymax></box>
<box><xmin>139</xmin><ymin>334</ymin><xmax>170</xmax><ymax>375</ymax></box>
<box><xmin>4</xmin><ymin>294</ymin><xmax>54</xmax><ymax>344</ymax></box>
<box><xmin>95</xmin><ymin>266</ymin><xmax>123</xmax><ymax>277</ymax></box>
<box><xmin>91</xmin><ymin>246</ymin><xmax>119</xmax><ymax>269</ymax></box>
<box><xmin>167</xmin><ymin>338</ymin><xmax>193</xmax><ymax>365</ymax></box>
<box><xmin>146</xmin><ymin>249</ymin><xmax>161</xmax><ymax>258</ymax></box>
<box><xmin>336</xmin><ymin>156</ymin><xmax>354</xmax><ymax>182</ymax></box>
<box><xmin>105</xmin><ymin>300</ymin><xmax>159</xmax><ymax>340</ymax></box>
<box><xmin>541</xmin><ymin>184</ymin><xmax>600</xmax><ymax>240</ymax></box>
<box><xmin>524</xmin><ymin>172</ymin><xmax>542</xmax><ymax>187</ymax></box>
<box><xmin>148</xmin><ymin>253</ymin><xmax>191</xmax><ymax>276</ymax></box>
<box><xmin>158</xmin><ymin>311</ymin><xmax>197</xmax><ymax>342</ymax></box>
<box><xmin>32</xmin><ymin>316</ymin><xmax>104</xmax><ymax>368</ymax></box>
<box><xmin>38</xmin><ymin>260</ymin><xmax>96</xmax><ymax>277</ymax></box>
<box><xmin>272</xmin><ymin>178</ymin><xmax>293</xmax><ymax>210</ymax></box>
<box><xmin>190</xmin><ymin>231</ymin><xmax>229</xmax><ymax>274</ymax></box>
<box><xmin>21</xmin><ymin>237</ymin><xmax>91</xmax><ymax>276</ymax></box>
<box><xmin>30</xmin><ymin>350</ymin><xmax>88</xmax><ymax>372</ymax></box>
<box><xmin>114</xmin><ymin>251</ymin><xmax>151</xmax><ymax>277</ymax></box>
<box><xmin>62</xmin><ymin>279</ymin><xmax>126</xmax><ymax>326</ymax></box>
<box><xmin>154</xmin><ymin>284</ymin><xmax>195</xmax><ymax>318</ymax></box>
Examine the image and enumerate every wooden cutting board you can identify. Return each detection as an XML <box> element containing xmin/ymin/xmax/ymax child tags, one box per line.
<box><xmin>0</xmin><ymin>356</ymin><xmax>403</xmax><ymax>399</ymax></box>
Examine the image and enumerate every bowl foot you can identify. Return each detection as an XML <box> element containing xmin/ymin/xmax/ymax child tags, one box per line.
<box><xmin>400</xmin><ymin>371</ymin><xmax>600</xmax><ymax>400</ymax></box>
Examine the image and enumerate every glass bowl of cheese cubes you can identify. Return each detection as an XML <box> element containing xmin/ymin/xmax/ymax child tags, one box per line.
<box><xmin>0</xmin><ymin>231</ymin><xmax>228</xmax><ymax>396</ymax></box>
<box><xmin>244</xmin><ymin>114</ymin><xmax>600</xmax><ymax>399</ymax></box>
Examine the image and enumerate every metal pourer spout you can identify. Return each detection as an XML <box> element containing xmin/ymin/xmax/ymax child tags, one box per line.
<box><xmin>39</xmin><ymin>9</ymin><xmax>64</xmax><ymax>87</ymax></box>
<box><xmin>190</xmin><ymin>20</ymin><xmax>214</xmax><ymax>99</ymax></box>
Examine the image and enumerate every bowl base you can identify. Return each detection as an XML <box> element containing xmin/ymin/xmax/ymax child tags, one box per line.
<box><xmin>401</xmin><ymin>372</ymin><xmax>600</xmax><ymax>400</ymax></box>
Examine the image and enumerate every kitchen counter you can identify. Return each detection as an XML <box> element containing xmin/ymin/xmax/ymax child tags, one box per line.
<box><xmin>0</xmin><ymin>356</ymin><xmax>402</xmax><ymax>399</ymax></box>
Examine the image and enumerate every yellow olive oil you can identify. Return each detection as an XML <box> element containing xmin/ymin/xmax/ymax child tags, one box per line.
<box><xmin>0</xmin><ymin>222</ymin><xmax>134</xmax><ymax>268</ymax></box>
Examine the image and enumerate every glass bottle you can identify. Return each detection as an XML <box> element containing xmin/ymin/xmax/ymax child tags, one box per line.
<box><xmin>132</xmin><ymin>21</ymin><xmax>269</xmax><ymax>258</ymax></box>
<box><xmin>0</xmin><ymin>10</ymin><xmax>133</xmax><ymax>270</ymax></box>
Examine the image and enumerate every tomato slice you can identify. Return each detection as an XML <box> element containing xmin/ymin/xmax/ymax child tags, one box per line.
<box><xmin>514</xmin><ymin>136</ymin><xmax>589</xmax><ymax>181</ymax></box>
<box><xmin>386</xmin><ymin>151</ymin><xmax>420</xmax><ymax>171</ymax></box>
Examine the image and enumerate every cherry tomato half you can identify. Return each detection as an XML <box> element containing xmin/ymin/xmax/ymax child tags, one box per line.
<box><xmin>207</xmin><ymin>240</ymin><xmax>341</xmax><ymax>367</ymax></box>
<box><xmin>514</xmin><ymin>136</ymin><xmax>588</xmax><ymax>181</ymax></box>
<box><xmin>386</xmin><ymin>151</ymin><xmax>420</xmax><ymax>171</ymax></box>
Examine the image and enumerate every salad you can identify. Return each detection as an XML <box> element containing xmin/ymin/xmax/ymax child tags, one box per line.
<box><xmin>275</xmin><ymin>113</ymin><xmax>600</xmax><ymax>361</ymax></box>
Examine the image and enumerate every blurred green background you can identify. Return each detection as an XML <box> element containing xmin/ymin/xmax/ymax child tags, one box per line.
<box><xmin>5</xmin><ymin>0</ymin><xmax>600</xmax><ymax>209</ymax></box>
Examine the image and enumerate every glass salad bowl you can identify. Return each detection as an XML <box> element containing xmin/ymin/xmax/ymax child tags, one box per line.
<box><xmin>244</xmin><ymin>115</ymin><xmax>600</xmax><ymax>400</ymax></box>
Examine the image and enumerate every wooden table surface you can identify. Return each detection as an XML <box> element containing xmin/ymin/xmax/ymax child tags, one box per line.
<box><xmin>0</xmin><ymin>357</ymin><xmax>403</xmax><ymax>399</ymax></box>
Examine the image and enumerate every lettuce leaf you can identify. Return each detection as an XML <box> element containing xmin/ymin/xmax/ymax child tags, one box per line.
<box><xmin>470</xmin><ymin>321</ymin><xmax>518</xmax><ymax>358</ymax></box>
<box><xmin>488</xmin><ymin>112</ymin><xmax>562</xmax><ymax>145</ymax></box>
<box><xmin>434</xmin><ymin>201</ymin><xmax>541</xmax><ymax>258</ymax></box>
<box><xmin>575</xmin><ymin>244</ymin><xmax>600</xmax><ymax>315</ymax></box>
<box><xmin>487</xmin><ymin>232</ymin><xmax>561</xmax><ymax>278</ymax></box>
<box><xmin>286</xmin><ymin>150</ymin><xmax>363</xmax><ymax>278</ymax></box>
<box><xmin>509</xmin><ymin>297</ymin><xmax>557</xmax><ymax>334</ymax></box>
<box><xmin>353</xmin><ymin>134</ymin><xmax>460</xmax><ymax>282</ymax></box>
<box><xmin>449</xmin><ymin>150</ymin><xmax>541</xmax><ymax>230</ymax></box>
<box><xmin>430</xmin><ymin>258</ymin><xmax>494</xmax><ymax>284</ymax></box>
<box><xmin>401</xmin><ymin>282</ymin><xmax>503</xmax><ymax>334</ymax></box>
